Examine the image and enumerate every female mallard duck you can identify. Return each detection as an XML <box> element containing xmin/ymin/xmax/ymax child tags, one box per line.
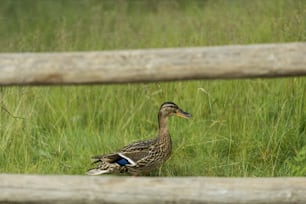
<box><xmin>87</xmin><ymin>102</ymin><xmax>191</xmax><ymax>176</ymax></box>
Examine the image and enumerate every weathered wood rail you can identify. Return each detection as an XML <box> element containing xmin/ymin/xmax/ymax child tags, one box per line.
<box><xmin>1</xmin><ymin>174</ymin><xmax>306</xmax><ymax>204</ymax></box>
<box><xmin>0</xmin><ymin>42</ymin><xmax>305</xmax><ymax>85</ymax></box>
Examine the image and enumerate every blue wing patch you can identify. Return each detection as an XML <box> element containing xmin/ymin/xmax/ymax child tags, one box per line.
<box><xmin>116</xmin><ymin>158</ymin><xmax>130</xmax><ymax>166</ymax></box>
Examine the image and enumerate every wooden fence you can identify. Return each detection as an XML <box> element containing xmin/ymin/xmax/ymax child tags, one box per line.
<box><xmin>0</xmin><ymin>42</ymin><xmax>305</xmax><ymax>85</ymax></box>
<box><xmin>1</xmin><ymin>174</ymin><xmax>306</xmax><ymax>204</ymax></box>
<box><xmin>1</xmin><ymin>43</ymin><xmax>306</xmax><ymax>203</ymax></box>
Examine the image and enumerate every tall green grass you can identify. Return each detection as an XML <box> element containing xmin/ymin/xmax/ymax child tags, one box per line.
<box><xmin>0</xmin><ymin>0</ymin><xmax>305</xmax><ymax>176</ymax></box>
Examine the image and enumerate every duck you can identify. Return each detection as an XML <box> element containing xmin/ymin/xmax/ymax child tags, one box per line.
<box><xmin>86</xmin><ymin>101</ymin><xmax>192</xmax><ymax>176</ymax></box>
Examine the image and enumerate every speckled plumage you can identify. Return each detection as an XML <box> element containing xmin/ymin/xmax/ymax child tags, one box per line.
<box><xmin>87</xmin><ymin>102</ymin><xmax>191</xmax><ymax>176</ymax></box>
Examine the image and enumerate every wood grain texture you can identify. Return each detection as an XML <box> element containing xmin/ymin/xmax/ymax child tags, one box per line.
<box><xmin>0</xmin><ymin>43</ymin><xmax>305</xmax><ymax>85</ymax></box>
<box><xmin>1</xmin><ymin>174</ymin><xmax>306</xmax><ymax>204</ymax></box>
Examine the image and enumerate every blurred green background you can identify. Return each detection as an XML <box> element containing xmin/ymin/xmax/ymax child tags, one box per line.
<box><xmin>0</xmin><ymin>0</ymin><xmax>306</xmax><ymax>176</ymax></box>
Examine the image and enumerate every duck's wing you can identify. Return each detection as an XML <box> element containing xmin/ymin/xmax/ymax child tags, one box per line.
<box><xmin>91</xmin><ymin>138</ymin><xmax>156</xmax><ymax>166</ymax></box>
<box><xmin>120</xmin><ymin>138</ymin><xmax>156</xmax><ymax>152</ymax></box>
<box><xmin>118</xmin><ymin>138</ymin><xmax>156</xmax><ymax>164</ymax></box>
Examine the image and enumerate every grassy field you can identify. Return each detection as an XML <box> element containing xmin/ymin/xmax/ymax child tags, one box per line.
<box><xmin>0</xmin><ymin>0</ymin><xmax>306</xmax><ymax>176</ymax></box>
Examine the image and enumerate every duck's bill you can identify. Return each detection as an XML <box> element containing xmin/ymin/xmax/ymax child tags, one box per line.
<box><xmin>176</xmin><ymin>110</ymin><xmax>192</xmax><ymax>119</ymax></box>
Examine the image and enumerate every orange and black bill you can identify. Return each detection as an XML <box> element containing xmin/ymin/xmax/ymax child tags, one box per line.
<box><xmin>176</xmin><ymin>109</ymin><xmax>192</xmax><ymax>119</ymax></box>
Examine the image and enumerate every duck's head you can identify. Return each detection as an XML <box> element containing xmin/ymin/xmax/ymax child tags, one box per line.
<box><xmin>159</xmin><ymin>102</ymin><xmax>192</xmax><ymax>119</ymax></box>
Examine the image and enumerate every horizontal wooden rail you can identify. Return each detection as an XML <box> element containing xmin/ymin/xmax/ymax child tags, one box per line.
<box><xmin>1</xmin><ymin>174</ymin><xmax>306</xmax><ymax>204</ymax></box>
<box><xmin>0</xmin><ymin>42</ymin><xmax>305</xmax><ymax>85</ymax></box>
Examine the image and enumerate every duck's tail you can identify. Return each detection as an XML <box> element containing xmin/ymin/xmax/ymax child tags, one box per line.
<box><xmin>86</xmin><ymin>168</ymin><xmax>110</xmax><ymax>175</ymax></box>
<box><xmin>86</xmin><ymin>159</ymin><xmax>111</xmax><ymax>175</ymax></box>
<box><xmin>87</xmin><ymin>153</ymin><xmax>133</xmax><ymax>175</ymax></box>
